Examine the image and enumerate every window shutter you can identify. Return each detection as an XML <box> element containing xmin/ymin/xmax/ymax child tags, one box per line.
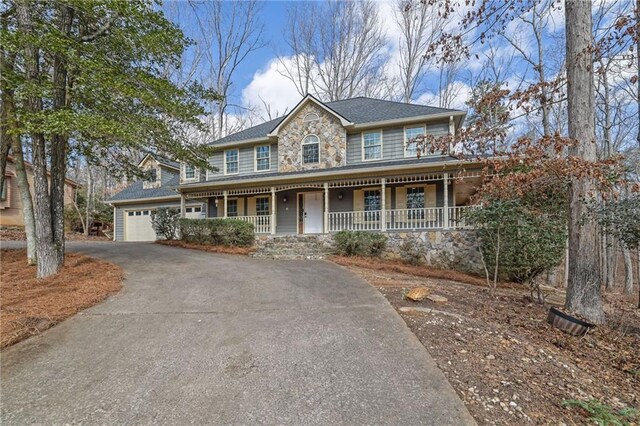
<box><xmin>385</xmin><ymin>188</ymin><xmax>391</xmax><ymax>210</ymax></box>
<box><xmin>425</xmin><ymin>184</ymin><xmax>437</xmax><ymax>207</ymax></box>
<box><xmin>217</xmin><ymin>199</ymin><xmax>224</xmax><ymax>217</ymax></box>
<box><xmin>237</xmin><ymin>198</ymin><xmax>245</xmax><ymax>216</ymax></box>
<box><xmin>396</xmin><ymin>187</ymin><xmax>407</xmax><ymax>209</ymax></box>
<box><xmin>353</xmin><ymin>190</ymin><xmax>364</xmax><ymax>224</ymax></box>
<box><xmin>247</xmin><ymin>197</ymin><xmax>257</xmax><ymax>216</ymax></box>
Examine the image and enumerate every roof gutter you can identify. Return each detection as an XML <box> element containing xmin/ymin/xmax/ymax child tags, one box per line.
<box><xmin>349</xmin><ymin>111</ymin><xmax>466</xmax><ymax>130</ymax></box>
<box><xmin>178</xmin><ymin>157</ymin><xmax>485</xmax><ymax>192</ymax></box>
<box><xmin>108</xmin><ymin>194</ymin><xmax>180</xmax><ymax>206</ymax></box>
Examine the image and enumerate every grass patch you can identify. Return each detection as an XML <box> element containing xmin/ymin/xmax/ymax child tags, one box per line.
<box><xmin>563</xmin><ymin>399</ymin><xmax>639</xmax><ymax>426</ymax></box>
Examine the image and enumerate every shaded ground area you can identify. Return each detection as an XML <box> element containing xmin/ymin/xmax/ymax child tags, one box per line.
<box><xmin>0</xmin><ymin>249</ymin><xmax>122</xmax><ymax>348</ymax></box>
<box><xmin>156</xmin><ymin>239</ymin><xmax>255</xmax><ymax>255</ymax></box>
<box><xmin>340</xmin><ymin>259</ymin><xmax>640</xmax><ymax>425</ymax></box>
<box><xmin>0</xmin><ymin>227</ymin><xmax>110</xmax><ymax>241</ymax></box>
<box><xmin>1</xmin><ymin>242</ymin><xmax>474</xmax><ymax>425</ymax></box>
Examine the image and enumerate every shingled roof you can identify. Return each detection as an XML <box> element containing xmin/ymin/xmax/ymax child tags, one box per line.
<box><xmin>211</xmin><ymin>96</ymin><xmax>462</xmax><ymax>146</ymax></box>
<box><xmin>108</xmin><ymin>174</ymin><xmax>180</xmax><ymax>203</ymax></box>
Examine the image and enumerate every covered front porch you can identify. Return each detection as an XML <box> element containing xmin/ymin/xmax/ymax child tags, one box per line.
<box><xmin>179</xmin><ymin>171</ymin><xmax>481</xmax><ymax>235</ymax></box>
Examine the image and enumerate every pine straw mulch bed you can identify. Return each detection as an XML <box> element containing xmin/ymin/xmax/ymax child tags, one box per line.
<box><xmin>0</xmin><ymin>228</ymin><xmax>111</xmax><ymax>241</ymax></box>
<box><xmin>333</xmin><ymin>256</ymin><xmax>640</xmax><ymax>426</ymax></box>
<box><xmin>1</xmin><ymin>249</ymin><xmax>123</xmax><ymax>349</ymax></box>
<box><xmin>155</xmin><ymin>239</ymin><xmax>255</xmax><ymax>255</ymax></box>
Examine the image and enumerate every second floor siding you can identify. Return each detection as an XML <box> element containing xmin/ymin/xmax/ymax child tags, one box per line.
<box><xmin>346</xmin><ymin>120</ymin><xmax>451</xmax><ymax>165</ymax></box>
<box><xmin>207</xmin><ymin>143</ymin><xmax>279</xmax><ymax>179</ymax></box>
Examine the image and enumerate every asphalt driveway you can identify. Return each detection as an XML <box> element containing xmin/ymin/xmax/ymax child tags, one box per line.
<box><xmin>1</xmin><ymin>242</ymin><xmax>474</xmax><ymax>425</ymax></box>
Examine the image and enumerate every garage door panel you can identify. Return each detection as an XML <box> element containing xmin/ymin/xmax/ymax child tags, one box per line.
<box><xmin>125</xmin><ymin>210</ymin><xmax>156</xmax><ymax>241</ymax></box>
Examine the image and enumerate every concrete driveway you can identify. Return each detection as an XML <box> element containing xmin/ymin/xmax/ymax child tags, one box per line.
<box><xmin>1</xmin><ymin>242</ymin><xmax>474</xmax><ymax>425</ymax></box>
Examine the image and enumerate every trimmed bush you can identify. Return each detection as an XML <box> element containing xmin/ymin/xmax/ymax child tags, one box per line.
<box><xmin>399</xmin><ymin>238</ymin><xmax>426</xmax><ymax>265</ymax></box>
<box><xmin>178</xmin><ymin>218</ymin><xmax>254</xmax><ymax>247</ymax></box>
<box><xmin>333</xmin><ymin>231</ymin><xmax>387</xmax><ymax>257</ymax></box>
<box><xmin>151</xmin><ymin>208</ymin><xmax>180</xmax><ymax>240</ymax></box>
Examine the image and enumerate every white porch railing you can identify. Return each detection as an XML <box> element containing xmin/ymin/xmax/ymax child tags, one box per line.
<box><xmin>386</xmin><ymin>207</ymin><xmax>444</xmax><ymax>230</ymax></box>
<box><xmin>328</xmin><ymin>211</ymin><xmax>382</xmax><ymax>231</ymax></box>
<box><xmin>234</xmin><ymin>215</ymin><xmax>271</xmax><ymax>234</ymax></box>
<box><xmin>328</xmin><ymin>206</ymin><xmax>478</xmax><ymax>232</ymax></box>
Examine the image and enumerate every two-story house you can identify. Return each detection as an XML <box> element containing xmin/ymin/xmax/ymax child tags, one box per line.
<box><xmin>109</xmin><ymin>95</ymin><xmax>483</xmax><ymax>242</ymax></box>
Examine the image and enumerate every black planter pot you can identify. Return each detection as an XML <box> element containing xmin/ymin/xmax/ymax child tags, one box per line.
<box><xmin>547</xmin><ymin>306</ymin><xmax>595</xmax><ymax>336</ymax></box>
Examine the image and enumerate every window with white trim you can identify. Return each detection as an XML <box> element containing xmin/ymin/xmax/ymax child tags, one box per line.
<box><xmin>302</xmin><ymin>135</ymin><xmax>319</xmax><ymax>164</ymax></box>
<box><xmin>255</xmin><ymin>145</ymin><xmax>270</xmax><ymax>171</ymax></box>
<box><xmin>225</xmin><ymin>149</ymin><xmax>239</xmax><ymax>174</ymax></box>
<box><xmin>303</xmin><ymin>113</ymin><xmax>319</xmax><ymax>122</ymax></box>
<box><xmin>0</xmin><ymin>178</ymin><xmax>7</xmax><ymax>201</ymax></box>
<box><xmin>227</xmin><ymin>199</ymin><xmax>238</xmax><ymax>217</ymax></box>
<box><xmin>362</xmin><ymin>130</ymin><xmax>382</xmax><ymax>160</ymax></box>
<box><xmin>404</xmin><ymin>126</ymin><xmax>425</xmax><ymax>157</ymax></box>
<box><xmin>184</xmin><ymin>164</ymin><xmax>195</xmax><ymax>180</ymax></box>
<box><xmin>256</xmin><ymin>197</ymin><xmax>270</xmax><ymax>216</ymax></box>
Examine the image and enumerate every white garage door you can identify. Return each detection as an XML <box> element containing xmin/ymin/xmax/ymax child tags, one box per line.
<box><xmin>125</xmin><ymin>210</ymin><xmax>156</xmax><ymax>241</ymax></box>
<box><xmin>185</xmin><ymin>206</ymin><xmax>204</xmax><ymax>219</ymax></box>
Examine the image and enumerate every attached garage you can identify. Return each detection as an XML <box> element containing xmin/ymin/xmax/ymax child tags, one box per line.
<box><xmin>124</xmin><ymin>209</ymin><xmax>156</xmax><ymax>242</ymax></box>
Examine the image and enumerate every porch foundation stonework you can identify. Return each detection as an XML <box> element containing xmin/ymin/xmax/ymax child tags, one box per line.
<box><xmin>252</xmin><ymin>230</ymin><xmax>483</xmax><ymax>274</ymax></box>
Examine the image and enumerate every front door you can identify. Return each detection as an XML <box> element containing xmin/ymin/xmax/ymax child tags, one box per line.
<box><xmin>302</xmin><ymin>192</ymin><xmax>323</xmax><ymax>234</ymax></box>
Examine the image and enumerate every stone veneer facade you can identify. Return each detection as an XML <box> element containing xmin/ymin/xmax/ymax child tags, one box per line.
<box><xmin>253</xmin><ymin>230</ymin><xmax>482</xmax><ymax>274</ymax></box>
<box><xmin>277</xmin><ymin>102</ymin><xmax>347</xmax><ymax>173</ymax></box>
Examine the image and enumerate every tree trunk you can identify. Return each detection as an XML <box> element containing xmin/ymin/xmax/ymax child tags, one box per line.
<box><xmin>84</xmin><ymin>166</ymin><xmax>93</xmax><ymax>236</ymax></box>
<box><xmin>622</xmin><ymin>244</ymin><xmax>633</xmax><ymax>295</ymax></box>
<box><xmin>564</xmin><ymin>0</ymin><xmax>605</xmax><ymax>323</ymax></box>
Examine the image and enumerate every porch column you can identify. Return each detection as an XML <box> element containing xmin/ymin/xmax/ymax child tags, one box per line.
<box><xmin>443</xmin><ymin>173</ymin><xmax>449</xmax><ymax>229</ymax></box>
<box><xmin>180</xmin><ymin>193</ymin><xmax>186</xmax><ymax>218</ymax></box>
<box><xmin>323</xmin><ymin>182</ymin><xmax>329</xmax><ymax>234</ymax></box>
<box><xmin>380</xmin><ymin>178</ymin><xmax>387</xmax><ymax>232</ymax></box>
<box><xmin>223</xmin><ymin>190</ymin><xmax>228</xmax><ymax>218</ymax></box>
<box><xmin>270</xmin><ymin>187</ymin><xmax>276</xmax><ymax>235</ymax></box>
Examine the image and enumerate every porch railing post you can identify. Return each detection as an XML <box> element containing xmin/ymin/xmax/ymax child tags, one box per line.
<box><xmin>270</xmin><ymin>187</ymin><xmax>276</xmax><ymax>235</ymax></box>
<box><xmin>380</xmin><ymin>178</ymin><xmax>386</xmax><ymax>232</ymax></box>
<box><xmin>323</xmin><ymin>182</ymin><xmax>329</xmax><ymax>234</ymax></box>
<box><xmin>223</xmin><ymin>190</ymin><xmax>228</xmax><ymax>218</ymax></box>
<box><xmin>443</xmin><ymin>173</ymin><xmax>449</xmax><ymax>229</ymax></box>
<box><xmin>180</xmin><ymin>193</ymin><xmax>186</xmax><ymax>218</ymax></box>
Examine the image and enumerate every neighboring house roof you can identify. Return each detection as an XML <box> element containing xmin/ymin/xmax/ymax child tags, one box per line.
<box><xmin>138</xmin><ymin>152</ymin><xmax>180</xmax><ymax>171</ymax></box>
<box><xmin>210</xmin><ymin>96</ymin><xmax>463</xmax><ymax>146</ymax></box>
<box><xmin>108</xmin><ymin>174</ymin><xmax>180</xmax><ymax>203</ymax></box>
<box><xmin>5</xmin><ymin>156</ymin><xmax>81</xmax><ymax>188</ymax></box>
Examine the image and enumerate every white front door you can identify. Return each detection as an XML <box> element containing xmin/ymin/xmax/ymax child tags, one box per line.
<box><xmin>303</xmin><ymin>192</ymin><xmax>324</xmax><ymax>234</ymax></box>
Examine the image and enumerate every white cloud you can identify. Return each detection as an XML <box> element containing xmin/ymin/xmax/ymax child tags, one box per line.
<box><xmin>415</xmin><ymin>81</ymin><xmax>472</xmax><ymax>110</ymax></box>
<box><xmin>241</xmin><ymin>56</ymin><xmax>304</xmax><ymax>120</ymax></box>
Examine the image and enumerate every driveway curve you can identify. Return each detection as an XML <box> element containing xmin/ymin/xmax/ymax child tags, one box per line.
<box><xmin>1</xmin><ymin>242</ymin><xmax>474</xmax><ymax>425</ymax></box>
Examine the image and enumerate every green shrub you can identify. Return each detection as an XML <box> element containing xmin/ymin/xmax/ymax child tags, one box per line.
<box><xmin>178</xmin><ymin>218</ymin><xmax>254</xmax><ymax>247</ymax></box>
<box><xmin>333</xmin><ymin>231</ymin><xmax>387</xmax><ymax>257</ymax></box>
<box><xmin>563</xmin><ymin>399</ymin><xmax>639</xmax><ymax>426</ymax></box>
<box><xmin>399</xmin><ymin>238</ymin><xmax>426</xmax><ymax>265</ymax></box>
<box><xmin>151</xmin><ymin>208</ymin><xmax>180</xmax><ymax>240</ymax></box>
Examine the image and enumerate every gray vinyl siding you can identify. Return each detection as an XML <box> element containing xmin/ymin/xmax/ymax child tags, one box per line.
<box><xmin>160</xmin><ymin>167</ymin><xmax>178</xmax><ymax>185</ymax></box>
<box><xmin>346</xmin><ymin>120</ymin><xmax>450</xmax><ymax>165</ymax></box>
<box><xmin>114</xmin><ymin>200</ymin><xmax>182</xmax><ymax>241</ymax></box>
<box><xmin>206</xmin><ymin>143</ymin><xmax>278</xmax><ymax>180</ymax></box>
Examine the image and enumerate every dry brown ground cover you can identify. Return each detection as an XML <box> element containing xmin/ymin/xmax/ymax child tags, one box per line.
<box><xmin>0</xmin><ymin>227</ymin><xmax>110</xmax><ymax>241</ymax></box>
<box><xmin>156</xmin><ymin>239</ymin><xmax>255</xmax><ymax>255</ymax></box>
<box><xmin>336</xmin><ymin>257</ymin><xmax>640</xmax><ymax>425</ymax></box>
<box><xmin>1</xmin><ymin>249</ymin><xmax>123</xmax><ymax>349</ymax></box>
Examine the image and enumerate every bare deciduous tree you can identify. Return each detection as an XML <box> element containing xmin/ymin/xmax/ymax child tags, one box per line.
<box><xmin>394</xmin><ymin>0</ymin><xmax>446</xmax><ymax>102</ymax></box>
<box><xmin>279</xmin><ymin>0</ymin><xmax>388</xmax><ymax>102</ymax></box>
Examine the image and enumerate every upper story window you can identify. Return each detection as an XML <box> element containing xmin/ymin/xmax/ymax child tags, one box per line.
<box><xmin>303</xmin><ymin>113</ymin><xmax>319</xmax><ymax>122</ymax></box>
<box><xmin>255</xmin><ymin>145</ymin><xmax>270</xmax><ymax>171</ymax></box>
<box><xmin>184</xmin><ymin>164</ymin><xmax>196</xmax><ymax>180</ymax></box>
<box><xmin>143</xmin><ymin>167</ymin><xmax>159</xmax><ymax>189</ymax></box>
<box><xmin>225</xmin><ymin>149</ymin><xmax>239</xmax><ymax>174</ymax></box>
<box><xmin>362</xmin><ymin>130</ymin><xmax>382</xmax><ymax>160</ymax></box>
<box><xmin>404</xmin><ymin>125</ymin><xmax>425</xmax><ymax>157</ymax></box>
<box><xmin>302</xmin><ymin>135</ymin><xmax>319</xmax><ymax>164</ymax></box>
